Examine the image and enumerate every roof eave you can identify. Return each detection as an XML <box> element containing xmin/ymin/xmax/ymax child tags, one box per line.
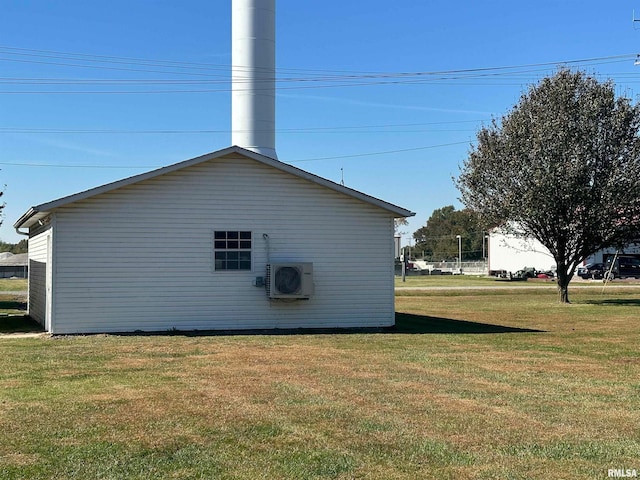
<box><xmin>13</xmin><ymin>207</ymin><xmax>42</xmax><ymax>230</ymax></box>
<box><xmin>14</xmin><ymin>146</ymin><xmax>415</xmax><ymax>229</ymax></box>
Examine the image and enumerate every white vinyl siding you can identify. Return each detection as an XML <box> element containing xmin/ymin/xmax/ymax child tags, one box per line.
<box><xmin>46</xmin><ymin>154</ymin><xmax>397</xmax><ymax>334</ymax></box>
<box><xmin>27</xmin><ymin>227</ymin><xmax>51</xmax><ymax>326</ymax></box>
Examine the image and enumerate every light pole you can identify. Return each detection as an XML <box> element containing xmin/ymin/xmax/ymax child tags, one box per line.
<box><xmin>483</xmin><ymin>234</ymin><xmax>489</xmax><ymax>275</ymax></box>
<box><xmin>456</xmin><ymin>235</ymin><xmax>462</xmax><ymax>273</ymax></box>
<box><xmin>482</xmin><ymin>233</ymin><xmax>489</xmax><ymax>260</ymax></box>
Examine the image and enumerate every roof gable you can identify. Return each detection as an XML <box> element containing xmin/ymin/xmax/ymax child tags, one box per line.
<box><xmin>14</xmin><ymin>146</ymin><xmax>414</xmax><ymax>229</ymax></box>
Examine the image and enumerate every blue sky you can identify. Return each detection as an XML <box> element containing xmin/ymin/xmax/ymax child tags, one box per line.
<box><xmin>1</xmin><ymin>0</ymin><xmax>640</xmax><ymax>244</ymax></box>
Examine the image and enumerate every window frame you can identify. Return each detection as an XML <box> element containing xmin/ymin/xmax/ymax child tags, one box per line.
<box><xmin>213</xmin><ymin>230</ymin><xmax>253</xmax><ymax>272</ymax></box>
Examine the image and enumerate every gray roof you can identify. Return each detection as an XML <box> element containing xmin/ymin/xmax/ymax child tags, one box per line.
<box><xmin>15</xmin><ymin>146</ymin><xmax>414</xmax><ymax>230</ymax></box>
<box><xmin>0</xmin><ymin>253</ymin><xmax>28</xmax><ymax>266</ymax></box>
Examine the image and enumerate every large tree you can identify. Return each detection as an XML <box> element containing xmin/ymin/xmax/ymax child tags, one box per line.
<box><xmin>413</xmin><ymin>206</ymin><xmax>484</xmax><ymax>261</ymax></box>
<box><xmin>457</xmin><ymin>68</ymin><xmax>640</xmax><ymax>303</ymax></box>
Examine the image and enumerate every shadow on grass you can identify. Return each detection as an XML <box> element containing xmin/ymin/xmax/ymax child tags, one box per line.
<box><xmin>1</xmin><ymin>313</ymin><xmax>543</xmax><ymax>337</ymax></box>
<box><xmin>393</xmin><ymin>312</ymin><xmax>544</xmax><ymax>334</ymax></box>
<box><xmin>112</xmin><ymin>313</ymin><xmax>544</xmax><ymax>337</ymax></box>
<box><xmin>582</xmin><ymin>298</ymin><xmax>640</xmax><ymax>306</ymax></box>
<box><xmin>0</xmin><ymin>300</ymin><xmax>27</xmax><ymax>311</ymax></box>
<box><xmin>0</xmin><ymin>315</ymin><xmax>44</xmax><ymax>334</ymax></box>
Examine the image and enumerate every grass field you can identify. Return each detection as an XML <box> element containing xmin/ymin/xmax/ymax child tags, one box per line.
<box><xmin>0</xmin><ymin>278</ymin><xmax>29</xmax><ymax>329</ymax></box>
<box><xmin>394</xmin><ymin>274</ymin><xmax>640</xmax><ymax>288</ymax></box>
<box><xmin>396</xmin><ymin>274</ymin><xmax>517</xmax><ymax>288</ymax></box>
<box><xmin>0</xmin><ymin>285</ymin><xmax>639</xmax><ymax>479</ymax></box>
<box><xmin>0</xmin><ymin>278</ymin><xmax>27</xmax><ymax>292</ymax></box>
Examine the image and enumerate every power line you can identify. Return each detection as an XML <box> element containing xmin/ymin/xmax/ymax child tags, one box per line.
<box><xmin>0</xmin><ymin>121</ymin><xmax>482</xmax><ymax>135</ymax></box>
<box><xmin>286</xmin><ymin>141</ymin><xmax>472</xmax><ymax>162</ymax></box>
<box><xmin>0</xmin><ymin>140</ymin><xmax>473</xmax><ymax>169</ymax></box>
<box><xmin>0</xmin><ymin>45</ymin><xmax>636</xmax><ymax>94</ymax></box>
<box><xmin>1</xmin><ymin>44</ymin><xmax>634</xmax><ymax>77</ymax></box>
<box><xmin>0</xmin><ymin>161</ymin><xmax>158</xmax><ymax>169</ymax></box>
<box><xmin>1</xmin><ymin>46</ymin><xmax>634</xmax><ymax>168</ymax></box>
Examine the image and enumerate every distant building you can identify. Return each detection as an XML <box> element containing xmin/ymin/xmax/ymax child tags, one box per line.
<box><xmin>488</xmin><ymin>229</ymin><xmax>555</xmax><ymax>274</ymax></box>
<box><xmin>581</xmin><ymin>244</ymin><xmax>640</xmax><ymax>264</ymax></box>
<box><xmin>488</xmin><ymin>227</ymin><xmax>640</xmax><ymax>274</ymax></box>
<box><xmin>0</xmin><ymin>252</ymin><xmax>28</xmax><ymax>278</ymax></box>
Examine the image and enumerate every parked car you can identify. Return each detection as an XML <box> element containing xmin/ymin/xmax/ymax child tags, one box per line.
<box><xmin>577</xmin><ymin>263</ymin><xmax>604</xmax><ymax>280</ymax></box>
<box><xmin>536</xmin><ymin>270</ymin><xmax>555</xmax><ymax>279</ymax></box>
<box><xmin>603</xmin><ymin>256</ymin><xmax>640</xmax><ymax>281</ymax></box>
<box><xmin>514</xmin><ymin>267</ymin><xmax>536</xmax><ymax>279</ymax></box>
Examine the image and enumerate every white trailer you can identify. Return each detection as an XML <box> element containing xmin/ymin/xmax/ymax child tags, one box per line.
<box><xmin>488</xmin><ymin>229</ymin><xmax>555</xmax><ymax>275</ymax></box>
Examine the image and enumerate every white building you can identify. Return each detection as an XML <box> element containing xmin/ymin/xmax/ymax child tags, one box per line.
<box><xmin>14</xmin><ymin>1</ymin><xmax>415</xmax><ymax>334</ymax></box>
<box><xmin>488</xmin><ymin>229</ymin><xmax>556</xmax><ymax>274</ymax></box>
<box><xmin>15</xmin><ymin>146</ymin><xmax>413</xmax><ymax>334</ymax></box>
<box><xmin>0</xmin><ymin>252</ymin><xmax>28</xmax><ymax>278</ymax></box>
<box><xmin>581</xmin><ymin>244</ymin><xmax>640</xmax><ymax>264</ymax></box>
<box><xmin>488</xmin><ymin>228</ymin><xmax>640</xmax><ymax>274</ymax></box>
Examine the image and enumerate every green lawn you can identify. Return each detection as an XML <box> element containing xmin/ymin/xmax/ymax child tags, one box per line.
<box><xmin>0</xmin><ymin>283</ymin><xmax>31</xmax><ymax>331</ymax></box>
<box><xmin>0</xmin><ymin>286</ymin><xmax>639</xmax><ymax>479</ymax></box>
<box><xmin>396</xmin><ymin>274</ymin><xmax>500</xmax><ymax>287</ymax></box>
<box><xmin>0</xmin><ymin>278</ymin><xmax>27</xmax><ymax>292</ymax></box>
<box><xmin>394</xmin><ymin>273</ymin><xmax>640</xmax><ymax>288</ymax></box>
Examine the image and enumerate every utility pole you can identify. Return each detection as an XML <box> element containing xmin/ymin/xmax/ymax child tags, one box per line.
<box><xmin>633</xmin><ymin>11</ymin><xmax>640</xmax><ymax>65</ymax></box>
<box><xmin>456</xmin><ymin>235</ymin><xmax>462</xmax><ymax>273</ymax></box>
<box><xmin>401</xmin><ymin>246</ymin><xmax>407</xmax><ymax>283</ymax></box>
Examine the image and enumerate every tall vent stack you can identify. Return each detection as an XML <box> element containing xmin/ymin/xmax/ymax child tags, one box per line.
<box><xmin>232</xmin><ymin>0</ymin><xmax>277</xmax><ymax>159</ymax></box>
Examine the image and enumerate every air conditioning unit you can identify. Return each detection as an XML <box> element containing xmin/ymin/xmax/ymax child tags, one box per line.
<box><xmin>266</xmin><ymin>262</ymin><xmax>314</xmax><ymax>299</ymax></box>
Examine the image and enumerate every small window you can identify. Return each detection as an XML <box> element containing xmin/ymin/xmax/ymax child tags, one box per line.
<box><xmin>214</xmin><ymin>231</ymin><xmax>252</xmax><ymax>271</ymax></box>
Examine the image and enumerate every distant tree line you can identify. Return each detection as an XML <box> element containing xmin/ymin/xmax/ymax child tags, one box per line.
<box><xmin>412</xmin><ymin>206</ymin><xmax>485</xmax><ymax>261</ymax></box>
<box><xmin>0</xmin><ymin>239</ymin><xmax>28</xmax><ymax>254</ymax></box>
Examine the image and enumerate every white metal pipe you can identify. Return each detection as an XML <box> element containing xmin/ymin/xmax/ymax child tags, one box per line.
<box><xmin>232</xmin><ymin>0</ymin><xmax>277</xmax><ymax>159</ymax></box>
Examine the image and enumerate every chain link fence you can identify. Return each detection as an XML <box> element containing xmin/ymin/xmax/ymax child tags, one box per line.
<box><xmin>396</xmin><ymin>260</ymin><xmax>489</xmax><ymax>276</ymax></box>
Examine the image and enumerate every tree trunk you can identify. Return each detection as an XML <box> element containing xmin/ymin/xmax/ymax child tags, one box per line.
<box><xmin>557</xmin><ymin>282</ymin><xmax>570</xmax><ymax>303</ymax></box>
<box><xmin>556</xmin><ymin>264</ymin><xmax>571</xmax><ymax>304</ymax></box>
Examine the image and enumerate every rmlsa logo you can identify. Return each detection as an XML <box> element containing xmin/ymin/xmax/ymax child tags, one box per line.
<box><xmin>608</xmin><ymin>469</ymin><xmax>638</xmax><ymax>478</ymax></box>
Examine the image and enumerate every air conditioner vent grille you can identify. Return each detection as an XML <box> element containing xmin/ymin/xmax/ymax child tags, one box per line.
<box><xmin>266</xmin><ymin>262</ymin><xmax>313</xmax><ymax>299</ymax></box>
<box><xmin>274</xmin><ymin>266</ymin><xmax>302</xmax><ymax>294</ymax></box>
